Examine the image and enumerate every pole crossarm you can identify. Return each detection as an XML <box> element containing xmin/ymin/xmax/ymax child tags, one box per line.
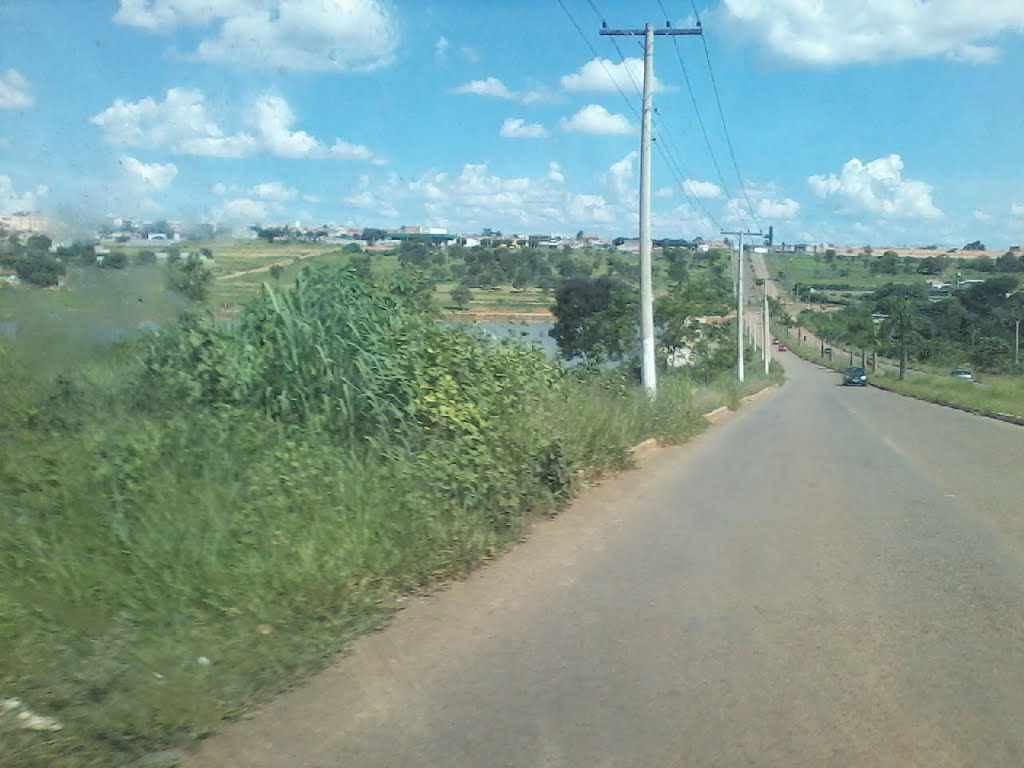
<box><xmin>600</xmin><ymin>28</ymin><xmax>702</xmax><ymax>36</ymax></box>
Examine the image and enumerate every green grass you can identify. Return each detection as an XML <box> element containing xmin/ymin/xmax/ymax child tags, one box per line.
<box><xmin>766</xmin><ymin>252</ymin><xmax>989</xmax><ymax>294</ymax></box>
<box><xmin>868</xmin><ymin>369</ymin><xmax>1024</xmax><ymax>419</ymax></box>
<box><xmin>0</xmin><ymin>266</ymin><xmax>781</xmax><ymax>768</ymax></box>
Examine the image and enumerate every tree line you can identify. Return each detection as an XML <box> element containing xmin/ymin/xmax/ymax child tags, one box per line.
<box><xmin>797</xmin><ymin>276</ymin><xmax>1024</xmax><ymax>376</ymax></box>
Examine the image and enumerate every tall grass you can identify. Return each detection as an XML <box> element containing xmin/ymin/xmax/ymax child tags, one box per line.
<box><xmin>1</xmin><ymin>266</ymin><xmax>779</xmax><ymax>767</ymax></box>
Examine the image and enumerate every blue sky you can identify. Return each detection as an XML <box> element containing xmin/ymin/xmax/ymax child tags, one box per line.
<box><xmin>1</xmin><ymin>0</ymin><xmax>1023</xmax><ymax>247</ymax></box>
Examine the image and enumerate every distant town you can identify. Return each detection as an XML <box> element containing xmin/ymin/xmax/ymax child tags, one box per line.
<box><xmin>1</xmin><ymin>209</ymin><xmax>1018</xmax><ymax>261</ymax></box>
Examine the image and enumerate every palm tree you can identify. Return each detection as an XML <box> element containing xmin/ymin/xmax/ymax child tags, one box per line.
<box><xmin>881</xmin><ymin>298</ymin><xmax>922</xmax><ymax>380</ymax></box>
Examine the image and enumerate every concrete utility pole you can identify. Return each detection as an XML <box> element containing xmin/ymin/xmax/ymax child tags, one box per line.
<box><xmin>601</xmin><ymin>21</ymin><xmax>702</xmax><ymax>398</ymax></box>
<box><xmin>1015</xmin><ymin>319</ymin><xmax>1021</xmax><ymax>367</ymax></box>
<box><xmin>759</xmin><ymin>277</ymin><xmax>771</xmax><ymax>375</ymax></box>
<box><xmin>722</xmin><ymin>230</ymin><xmax>763</xmax><ymax>382</ymax></box>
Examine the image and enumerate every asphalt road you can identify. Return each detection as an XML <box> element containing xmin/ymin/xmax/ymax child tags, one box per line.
<box><xmin>190</xmin><ymin>355</ymin><xmax>1024</xmax><ymax>768</ymax></box>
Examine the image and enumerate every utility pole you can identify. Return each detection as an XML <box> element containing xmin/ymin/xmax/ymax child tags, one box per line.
<box><xmin>760</xmin><ymin>277</ymin><xmax>771</xmax><ymax>375</ymax></box>
<box><xmin>1015</xmin><ymin>318</ymin><xmax>1020</xmax><ymax>367</ymax></box>
<box><xmin>722</xmin><ymin>230</ymin><xmax>763</xmax><ymax>382</ymax></box>
<box><xmin>601</xmin><ymin>21</ymin><xmax>702</xmax><ymax>398</ymax></box>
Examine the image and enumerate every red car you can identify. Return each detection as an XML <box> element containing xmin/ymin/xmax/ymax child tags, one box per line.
<box><xmin>777</xmin><ymin>344</ymin><xmax>789</xmax><ymax>352</ymax></box>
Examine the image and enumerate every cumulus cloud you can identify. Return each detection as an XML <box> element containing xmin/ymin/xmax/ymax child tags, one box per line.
<box><xmin>90</xmin><ymin>88</ymin><xmax>374</xmax><ymax>161</ymax></box>
<box><xmin>808</xmin><ymin>154</ymin><xmax>942</xmax><ymax>219</ymax></box>
<box><xmin>974</xmin><ymin>209</ymin><xmax>993</xmax><ymax>222</ymax></box>
<box><xmin>0</xmin><ymin>175</ymin><xmax>47</xmax><ymax>212</ymax></box>
<box><xmin>114</xmin><ymin>0</ymin><xmax>398</xmax><ymax>72</ymax></box>
<box><xmin>682</xmin><ymin>179</ymin><xmax>723</xmax><ymax>199</ymax></box>
<box><xmin>0</xmin><ymin>70</ymin><xmax>33</xmax><ymax>109</ymax></box>
<box><xmin>604</xmin><ymin>151</ymin><xmax>639</xmax><ymax>204</ymax></box>
<box><xmin>1011</xmin><ymin>203</ymin><xmax>1024</xmax><ymax>217</ymax></box>
<box><xmin>213</xmin><ymin>197</ymin><xmax>270</xmax><ymax>223</ymax></box>
<box><xmin>499</xmin><ymin>118</ymin><xmax>548</xmax><ymax>139</ymax></box>
<box><xmin>120</xmin><ymin>155</ymin><xmax>178</xmax><ymax>189</ymax></box>
<box><xmin>560</xmin><ymin>104</ymin><xmax>633</xmax><ymax>135</ymax></box>
<box><xmin>560</xmin><ymin>58</ymin><xmax>670</xmax><ymax>93</ymax></box>
<box><xmin>722</xmin><ymin>0</ymin><xmax>1024</xmax><ymax>66</ymax></box>
<box><xmin>453</xmin><ymin>77</ymin><xmax>554</xmax><ymax>105</ymax></box>
<box><xmin>249</xmin><ymin>181</ymin><xmax>298</xmax><ymax>201</ymax></box>
<box><xmin>341</xmin><ymin>161</ymin><xmax>639</xmax><ymax>231</ymax></box>
<box><xmin>454</xmin><ymin>77</ymin><xmax>516</xmax><ymax>100</ymax></box>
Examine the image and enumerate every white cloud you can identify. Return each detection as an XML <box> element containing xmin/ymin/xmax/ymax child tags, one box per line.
<box><xmin>460</xmin><ymin>47</ymin><xmax>480</xmax><ymax>64</ymax></box>
<box><xmin>974</xmin><ymin>209</ymin><xmax>993</xmax><ymax>222</ymax></box>
<box><xmin>604</xmin><ymin>151</ymin><xmax>639</xmax><ymax>204</ymax></box>
<box><xmin>435</xmin><ymin>35</ymin><xmax>450</xmax><ymax>62</ymax></box>
<box><xmin>211</xmin><ymin>182</ymin><xmax>234</xmax><ymax>195</ymax></box>
<box><xmin>1011</xmin><ymin>203</ymin><xmax>1024</xmax><ymax>217</ymax></box>
<box><xmin>754</xmin><ymin>197</ymin><xmax>801</xmax><ymax>219</ymax></box>
<box><xmin>343</xmin><ymin>162</ymin><xmax>636</xmax><ymax>231</ymax></box>
<box><xmin>655</xmin><ymin>187</ymin><xmax>674</xmax><ymax>198</ymax></box>
<box><xmin>453</xmin><ymin>77</ymin><xmax>555</xmax><ymax>105</ymax></box>
<box><xmin>91</xmin><ymin>88</ymin><xmax>374</xmax><ymax>161</ymax></box>
<box><xmin>722</xmin><ymin>0</ymin><xmax>1024</xmax><ymax>66</ymax></box>
<box><xmin>213</xmin><ymin>197</ymin><xmax>270</xmax><ymax>223</ymax></box>
<box><xmin>114</xmin><ymin>0</ymin><xmax>398</xmax><ymax>72</ymax></box>
<box><xmin>249</xmin><ymin>181</ymin><xmax>298</xmax><ymax>201</ymax></box>
<box><xmin>120</xmin><ymin>155</ymin><xmax>178</xmax><ymax>189</ymax></box>
<box><xmin>454</xmin><ymin>77</ymin><xmax>515</xmax><ymax>100</ymax></box>
<box><xmin>560</xmin><ymin>104</ymin><xmax>633</xmax><ymax>136</ymax></box>
<box><xmin>0</xmin><ymin>70</ymin><xmax>33</xmax><ymax>109</ymax></box>
<box><xmin>560</xmin><ymin>58</ymin><xmax>670</xmax><ymax>94</ymax></box>
<box><xmin>0</xmin><ymin>176</ymin><xmax>47</xmax><ymax>212</ymax></box>
<box><xmin>808</xmin><ymin>154</ymin><xmax>942</xmax><ymax>219</ymax></box>
<box><xmin>500</xmin><ymin>118</ymin><xmax>548</xmax><ymax>139</ymax></box>
<box><xmin>682</xmin><ymin>179</ymin><xmax>723</xmax><ymax>199</ymax></box>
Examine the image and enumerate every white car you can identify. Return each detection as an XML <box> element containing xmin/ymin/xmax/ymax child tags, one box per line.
<box><xmin>950</xmin><ymin>368</ymin><xmax>974</xmax><ymax>381</ymax></box>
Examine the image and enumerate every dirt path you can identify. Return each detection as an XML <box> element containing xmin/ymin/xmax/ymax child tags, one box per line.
<box><xmin>216</xmin><ymin>250</ymin><xmax>324</xmax><ymax>281</ymax></box>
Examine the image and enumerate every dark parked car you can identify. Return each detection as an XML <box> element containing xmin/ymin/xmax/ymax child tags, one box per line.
<box><xmin>842</xmin><ymin>366</ymin><xmax>868</xmax><ymax>386</ymax></box>
<box><xmin>950</xmin><ymin>368</ymin><xmax>974</xmax><ymax>381</ymax></box>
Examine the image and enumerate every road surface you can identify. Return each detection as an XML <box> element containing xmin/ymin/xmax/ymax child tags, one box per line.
<box><xmin>189</xmin><ymin>354</ymin><xmax>1024</xmax><ymax>768</ymax></box>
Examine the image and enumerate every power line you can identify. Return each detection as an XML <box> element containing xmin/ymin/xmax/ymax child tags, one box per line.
<box><xmin>555</xmin><ymin>0</ymin><xmax>640</xmax><ymax>120</ymax></box>
<box><xmin>686</xmin><ymin>1</ymin><xmax>763</xmax><ymax>232</ymax></box>
<box><xmin>654</xmin><ymin>0</ymin><xmax>739</xmax><ymax>213</ymax></box>
<box><xmin>580</xmin><ymin>0</ymin><xmax>719</xmax><ymax>230</ymax></box>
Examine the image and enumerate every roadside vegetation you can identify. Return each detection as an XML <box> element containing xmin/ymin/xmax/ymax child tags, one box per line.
<box><xmin>1</xmin><ymin>260</ymin><xmax>777</xmax><ymax>768</ymax></box>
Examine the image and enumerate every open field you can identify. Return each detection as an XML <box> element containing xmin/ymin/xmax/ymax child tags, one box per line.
<box><xmin>766</xmin><ymin>251</ymin><xmax>990</xmax><ymax>298</ymax></box>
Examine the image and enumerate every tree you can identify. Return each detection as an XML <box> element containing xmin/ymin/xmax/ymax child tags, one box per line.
<box><xmin>135</xmin><ymin>249</ymin><xmax>157</xmax><ymax>266</ymax></box>
<box><xmin>881</xmin><ymin>297</ymin><xmax>923</xmax><ymax>379</ymax></box>
<box><xmin>549</xmin><ymin>276</ymin><xmax>638</xmax><ymax>363</ymax></box>
<box><xmin>360</xmin><ymin>228</ymin><xmax>388</xmax><ymax>245</ymax></box>
<box><xmin>872</xmin><ymin>250</ymin><xmax>901</xmax><ymax>274</ymax></box>
<box><xmin>251</xmin><ymin>226</ymin><xmax>289</xmax><ymax>243</ymax></box>
<box><xmin>101</xmin><ymin>250</ymin><xmax>128</xmax><ymax>269</ymax></box>
<box><xmin>269</xmin><ymin>264</ymin><xmax>284</xmax><ymax>280</ymax></box>
<box><xmin>16</xmin><ymin>251</ymin><xmax>65</xmax><ymax>286</ymax></box>
<box><xmin>450</xmin><ymin>283</ymin><xmax>473</xmax><ymax>310</ymax></box>
<box><xmin>167</xmin><ymin>254</ymin><xmax>213</xmax><ymax>302</ymax></box>
<box><xmin>26</xmin><ymin>234</ymin><xmax>52</xmax><ymax>253</ymax></box>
